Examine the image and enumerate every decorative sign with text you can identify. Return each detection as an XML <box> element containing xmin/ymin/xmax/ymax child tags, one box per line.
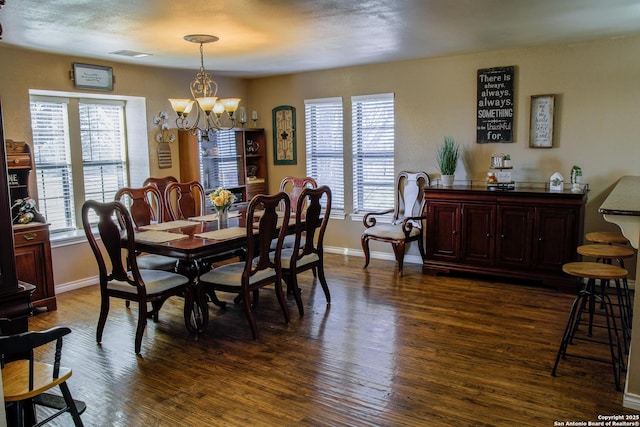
<box><xmin>476</xmin><ymin>66</ymin><xmax>515</xmax><ymax>143</ymax></box>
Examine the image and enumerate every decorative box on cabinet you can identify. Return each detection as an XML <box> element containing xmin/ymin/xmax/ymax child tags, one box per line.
<box><xmin>6</xmin><ymin>139</ymin><xmax>57</xmax><ymax>311</ymax></box>
<box><xmin>178</xmin><ymin>128</ymin><xmax>268</xmax><ymax>210</ymax></box>
<box><xmin>423</xmin><ymin>185</ymin><xmax>587</xmax><ymax>291</ymax></box>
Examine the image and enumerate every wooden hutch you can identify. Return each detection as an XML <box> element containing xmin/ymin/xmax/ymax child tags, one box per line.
<box><xmin>179</xmin><ymin>128</ymin><xmax>268</xmax><ymax>210</ymax></box>
<box><xmin>0</xmin><ymin>101</ymin><xmax>35</xmax><ymax>334</ymax></box>
<box><xmin>6</xmin><ymin>139</ymin><xmax>56</xmax><ymax>311</ymax></box>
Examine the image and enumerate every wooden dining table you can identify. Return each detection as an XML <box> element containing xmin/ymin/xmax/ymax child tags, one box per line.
<box><xmin>131</xmin><ymin>210</ymin><xmax>294</xmax><ymax>333</ymax></box>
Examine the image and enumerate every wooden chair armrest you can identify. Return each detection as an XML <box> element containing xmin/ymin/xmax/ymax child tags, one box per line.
<box><xmin>362</xmin><ymin>209</ymin><xmax>394</xmax><ymax>228</ymax></box>
<box><xmin>399</xmin><ymin>215</ymin><xmax>427</xmax><ymax>233</ymax></box>
<box><xmin>0</xmin><ymin>327</ymin><xmax>71</xmax><ymax>356</ymax></box>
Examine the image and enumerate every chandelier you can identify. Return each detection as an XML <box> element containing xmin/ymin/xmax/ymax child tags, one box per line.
<box><xmin>169</xmin><ymin>34</ymin><xmax>241</xmax><ymax>138</ymax></box>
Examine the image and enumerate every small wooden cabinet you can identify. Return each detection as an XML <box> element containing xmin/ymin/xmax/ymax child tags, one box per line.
<box><xmin>13</xmin><ymin>222</ymin><xmax>56</xmax><ymax>311</ymax></box>
<box><xmin>423</xmin><ymin>185</ymin><xmax>587</xmax><ymax>290</ymax></box>
<box><xmin>178</xmin><ymin>128</ymin><xmax>268</xmax><ymax>209</ymax></box>
<box><xmin>6</xmin><ymin>139</ymin><xmax>57</xmax><ymax>311</ymax></box>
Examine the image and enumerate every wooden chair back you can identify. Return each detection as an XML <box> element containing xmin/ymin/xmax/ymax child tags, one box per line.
<box><xmin>165</xmin><ymin>180</ymin><xmax>205</xmax><ymax>220</ymax></box>
<box><xmin>115</xmin><ymin>185</ymin><xmax>164</xmax><ymax>227</ymax></box>
<box><xmin>143</xmin><ymin>176</ymin><xmax>178</xmax><ymax>220</ymax></box>
<box><xmin>279</xmin><ymin>176</ymin><xmax>318</xmax><ymax>213</ymax></box>
<box><xmin>393</xmin><ymin>171</ymin><xmax>430</xmax><ymax>226</ymax></box>
<box><xmin>82</xmin><ymin>200</ymin><xmax>142</xmax><ymax>290</ymax></box>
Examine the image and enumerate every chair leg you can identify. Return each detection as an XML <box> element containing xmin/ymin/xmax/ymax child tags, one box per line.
<box><xmin>274</xmin><ymin>278</ymin><xmax>291</xmax><ymax>323</ymax></box>
<box><xmin>242</xmin><ymin>287</ymin><xmax>259</xmax><ymax>340</ymax></box>
<box><xmin>286</xmin><ymin>272</ymin><xmax>304</xmax><ymax>316</ymax></box>
<box><xmin>135</xmin><ymin>300</ymin><xmax>148</xmax><ymax>354</ymax></box>
<box><xmin>317</xmin><ymin>261</ymin><xmax>331</xmax><ymax>304</ymax></box>
<box><xmin>361</xmin><ymin>235</ymin><xmax>371</xmax><ymax>268</ymax></box>
<box><xmin>59</xmin><ymin>382</ymin><xmax>84</xmax><ymax>426</ymax></box>
<box><xmin>96</xmin><ymin>295</ymin><xmax>110</xmax><ymax>344</ymax></box>
<box><xmin>394</xmin><ymin>241</ymin><xmax>406</xmax><ymax>277</ymax></box>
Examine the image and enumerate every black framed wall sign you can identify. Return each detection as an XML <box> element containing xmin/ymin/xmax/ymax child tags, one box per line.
<box><xmin>476</xmin><ymin>65</ymin><xmax>515</xmax><ymax>143</ymax></box>
<box><xmin>72</xmin><ymin>63</ymin><xmax>114</xmax><ymax>91</ymax></box>
<box><xmin>272</xmin><ymin>105</ymin><xmax>297</xmax><ymax>165</ymax></box>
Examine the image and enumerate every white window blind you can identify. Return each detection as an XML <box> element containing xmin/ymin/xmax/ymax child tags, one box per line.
<box><xmin>304</xmin><ymin>97</ymin><xmax>344</xmax><ymax>212</ymax></box>
<box><xmin>30</xmin><ymin>97</ymin><xmax>128</xmax><ymax>232</ymax></box>
<box><xmin>79</xmin><ymin>101</ymin><xmax>127</xmax><ymax>204</ymax></box>
<box><xmin>199</xmin><ymin>129</ymin><xmax>241</xmax><ymax>210</ymax></box>
<box><xmin>352</xmin><ymin>93</ymin><xmax>395</xmax><ymax>213</ymax></box>
<box><xmin>30</xmin><ymin>98</ymin><xmax>75</xmax><ymax>231</ymax></box>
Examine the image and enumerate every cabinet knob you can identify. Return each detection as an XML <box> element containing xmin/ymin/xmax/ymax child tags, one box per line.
<box><xmin>501</xmin><ymin>234</ymin><xmax>505</xmax><ymax>239</ymax></box>
<box><xmin>23</xmin><ymin>232</ymin><xmax>37</xmax><ymax>241</ymax></box>
<box><xmin>452</xmin><ymin>230</ymin><xmax>456</xmax><ymax>235</ymax></box>
<box><xmin>13</xmin><ymin>159</ymin><xmax>19</xmax><ymax>164</ymax></box>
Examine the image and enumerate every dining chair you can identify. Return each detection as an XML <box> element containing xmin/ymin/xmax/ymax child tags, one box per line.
<box><xmin>82</xmin><ymin>200</ymin><xmax>189</xmax><ymax>354</ymax></box>
<box><xmin>165</xmin><ymin>180</ymin><xmax>205</xmax><ymax>221</ymax></box>
<box><xmin>115</xmin><ymin>185</ymin><xmax>178</xmax><ymax>271</ymax></box>
<box><xmin>272</xmin><ymin>176</ymin><xmax>318</xmax><ymax>251</ymax></box>
<box><xmin>361</xmin><ymin>171</ymin><xmax>430</xmax><ymax>276</ymax></box>
<box><xmin>143</xmin><ymin>176</ymin><xmax>178</xmax><ymax>221</ymax></box>
<box><xmin>0</xmin><ymin>324</ymin><xmax>85</xmax><ymax>426</ymax></box>
<box><xmin>279</xmin><ymin>185</ymin><xmax>332</xmax><ymax>316</ymax></box>
<box><xmin>197</xmin><ymin>192</ymin><xmax>291</xmax><ymax>339</ymax></box>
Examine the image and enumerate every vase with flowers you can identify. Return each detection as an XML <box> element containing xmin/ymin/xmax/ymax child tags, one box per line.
<box><xmin>209</xmin><ymin>187</ymin><xmax>236</xmax><ymax>228</ymax></box>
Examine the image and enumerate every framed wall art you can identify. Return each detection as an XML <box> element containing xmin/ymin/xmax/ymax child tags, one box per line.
<box><xmin>272</xmin><ymin>105</ymin><xmax>297</xmax><ymax>165</ymax></box>
<box><xmin>72</xmin><ymin>63</ymin><xmax>114</xmax><ymax>91</ymax></box>
<box><xmin>529</xmin><ymin>94</ymin><xmax>556</xmax><ymax>148</ymax></box>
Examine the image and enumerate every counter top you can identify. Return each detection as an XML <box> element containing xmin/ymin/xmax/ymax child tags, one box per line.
<box><xmin>599</xmin><ymin>176</ymin><xmax>640</xmax><ymax>216</ymax></box>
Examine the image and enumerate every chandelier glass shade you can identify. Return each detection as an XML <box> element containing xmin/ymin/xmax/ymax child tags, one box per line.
<box><xmin>169</xmin><ymin>34</ymin><xmax>241</xmax><ymax>136</ymax></box>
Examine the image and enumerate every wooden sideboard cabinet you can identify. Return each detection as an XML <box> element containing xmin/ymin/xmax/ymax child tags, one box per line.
<box><xmin>423</xmin><ymin>185</ymin><xmax>587</xmax><ymax>290</ymax></box>
<box><xmin>13</xmin><ymin>222</ymin><xmax>57</xmax><ymax>311</ymax></box>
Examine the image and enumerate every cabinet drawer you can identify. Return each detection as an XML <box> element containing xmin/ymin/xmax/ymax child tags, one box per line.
<box><xmin>7</xmin><ymin>154</ymin><xmax>32</xmax><ymax>169</ymax></box>
<box><xmin>14</xmin><ymin>227</ymin><xmax>49</xmax><ymax>247</ymax></box>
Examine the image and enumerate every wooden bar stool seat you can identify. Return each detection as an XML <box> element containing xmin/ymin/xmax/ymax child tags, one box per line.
<box><xmin>552</xmin><ymin>262</ymin><xmax>628</xmax><ymax>391</ymax></box>
<box><xmin>585</xmin><ymin>231</ymin><xmax>629</xmax><ymax>245</ymax></box>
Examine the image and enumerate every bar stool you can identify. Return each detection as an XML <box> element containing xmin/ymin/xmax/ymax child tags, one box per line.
<box><xmin>577</xmin><ymin>244</ymin><xmax>634</xmax><ymax>351</ymax></box>
<box><xmin>552</xmin><ymin>261</ymin><xmax>627</xmax><ymax>391</ymax></box>
<box><xmin>585</xmin><ymin>231</ymin><xmax>629</xmax><ymax>245</ymax></box>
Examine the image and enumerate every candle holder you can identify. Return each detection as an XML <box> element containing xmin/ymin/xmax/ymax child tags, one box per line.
<box><xmin>251</xmin><ymin>110</ymin><xmax>258</xmax><ymax>127</ymax></box>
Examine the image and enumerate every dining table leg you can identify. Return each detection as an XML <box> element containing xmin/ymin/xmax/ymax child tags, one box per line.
<box><xmin>176</xmin><ymin>259</ymin><xmax>209</xmax><ymax>333</ymax></box>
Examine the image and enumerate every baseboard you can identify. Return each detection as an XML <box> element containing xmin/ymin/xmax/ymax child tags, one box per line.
<box><xmin>56</xmin><ymin>276</ymin><xmax>98</xmax><ymax>294</ymax></box>
<box><xmin>323</xmin><ymin>245</ymin><xmax>424</xmax><ymax>265</ymax></box>
<box><xmin>623</xmin><ymin>391</ymin><xmax>640</xmax><ymax>410</ymax></box>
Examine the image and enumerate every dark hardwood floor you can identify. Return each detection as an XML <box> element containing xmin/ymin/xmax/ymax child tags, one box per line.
<box><xmin>26</xmin><ymin>254</ymin><xmax>638</xmax><ymax>426</ymax></box>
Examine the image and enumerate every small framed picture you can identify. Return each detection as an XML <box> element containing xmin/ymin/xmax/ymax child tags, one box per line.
<box><xmin>72</xmin><ymin>63</ymin><xmax>114</xmax><ymax>91</ymax></box>
<box><xmin>529</xmin><ymin>94</ymin><xmax>555</xmax><ymax>148</ymax></box>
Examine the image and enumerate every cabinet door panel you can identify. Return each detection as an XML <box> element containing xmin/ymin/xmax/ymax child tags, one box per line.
<box><xmin>15</xmin><ymin>244</ymin><xmax>47</xmax><ymax>301</ymax></box>
<box><xmin>460</xmin><ymin>203</ymin><xmax>495</xmax><ymax>265</ymax></box>
<box><xmin>534</xmin><ymin>208</ymin><xmax>576</xmax><ymax>271</ymax></box>
<box><xmin>426</xmin><ymin>201</ymin><xmax>460</xmax><ymax>262</ymax></box>
<box><xmin>496</xmin><ymin>206</ymin><xmax>534</xmax><ymax>269</ymax></box>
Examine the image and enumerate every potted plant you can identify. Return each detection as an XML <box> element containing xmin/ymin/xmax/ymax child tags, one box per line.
<box><xmin>503</xmin><ymin>154</ymin><xmax>512</xmax><ymax>168</ymax></box>
<box><xmin>570</xmin><ymin>165</ymin><xmax>583</xmax><ymax>193</ymax></box>
<box><xmin>437</xmin><ymin>136</ymin><xmax>460</xmax><ymax>187</ymax></box>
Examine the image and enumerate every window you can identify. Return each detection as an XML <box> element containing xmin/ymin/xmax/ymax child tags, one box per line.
<box><xmin>352</xmin><ymin>93</ymin><xmax>395</xmax><ymax>213</ymax></box>
<box><xmin>30</xmin><ymin>96</ymin><xmax>128</xmax><ymax>232</ymax></box>
<box><xmin>304</xmin><ymin>97</ymin><xmax>344</xmax><ymax>213</ymax></box>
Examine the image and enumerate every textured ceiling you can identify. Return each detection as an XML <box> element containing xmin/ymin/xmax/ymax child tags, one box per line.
<box><xmin>2</xmin><ymin>0</ymin><xmax>640</xmax><ymax>77</ymax></box>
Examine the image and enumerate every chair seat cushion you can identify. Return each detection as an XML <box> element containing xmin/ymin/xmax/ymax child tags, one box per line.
<box><xmin>280</xmin><ymin>249</ymin><xmax>319</xmax><ymax>269</ymax></box>
<box><xmin>136</xmin><ymin>254</ymin><xmax>177</xmax><ymax>271</ymax></box>
<box><xmin>108</xmin><ymin>270</ymin><xmax>187</xmax><ymax>295</ymax></box>
<box><xmin>363</xmin><ymin>223</ymin><xmax>421</xmax><ymax>240</ymax></box>
<box><xmin>199</xmin><ymin>262</ymin><xmax>276</xmax><ymax>287</ymax></box>
<box><xmin>270</xmin><ymin>234</ymin><xmax>304</xmax><ymax>251</ymax></box>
